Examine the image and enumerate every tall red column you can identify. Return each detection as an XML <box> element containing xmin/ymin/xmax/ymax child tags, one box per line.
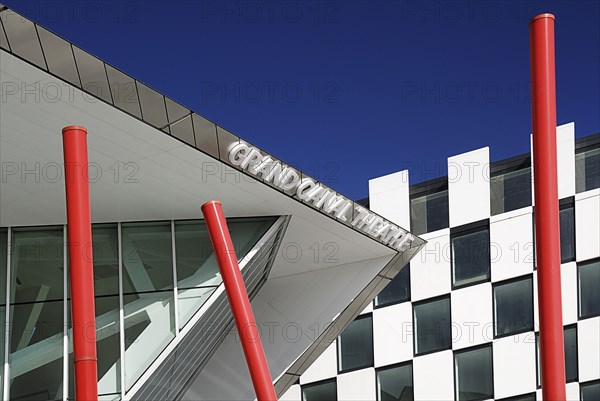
<box><xmin>201</xmin><ymin>201</ymin><xmax>277</xmax><ymax>401</ymax></box>
<box><xmin>530</xmin><ymin>14</ymin><xmax>566</xmax><ymax>401</ymax></box>
<box><xmin>63</xmin><ymin>126</ymin><xmax>98</xmax><ymax>401</ymax></box>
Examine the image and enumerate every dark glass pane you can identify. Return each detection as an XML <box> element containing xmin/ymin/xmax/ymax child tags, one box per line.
<box><xmin>0</xmin><ymin>229</ymin><xmax>7</xmax><ymax>305</ymax></box>
<box><xmin>410</xmin><ymin>190</ymin><xmax>449</xmax><ymax>235</ymax></box>
<box><xmin>37</xmin><ymin>26</ymin><xmax>80</xmax><ymax>87</ymax></box>
<box><xmin>11</xmin><ymin>227</ymin><xmax>64</xmax><ymax>303</ymax></box>
<box><xmin>564</xmin><ymin>326</ymin><xmax>578</xmax><ymax>382</ymax></box>
<box><xmin>105</xmin><ymin>65</ymin><xmax>141</xmax><ymax>118</ymax></box>
<box><xmin>576</xmin><ymin>148</ymin><xmax>600</xmax><ymax>193</ymax></box>
<box><xmin>581</xmin><ymin>381</ymin><xmax>600</xmax><ymax>401</ymax></box>
<box><xmin>579</xmin><ymin>259</ymin><xmax>600</xmax><ymax>318</ymax></box>
<box><xmin>338</xmin><ymin>316</ymin><xmax>373</xmax><ymax>372</ymax></box>
<box><xmin>503</xmin><ymin>168</ymin><xmax>532</xmax><ymax>213</ymax></box>
<box><xmin>1</xmin><ymin>13</ymin><xmax>46</xmax><ymax>69</ymax></box>
<box><xmin>455</xmin><ymin>346</ymin><xmax>493</xmax><ymax>401</ymax></box>
<box><xmin>375</xmin><ymin>265</ymin><xmax>410</xmax><ymax>307</ymax></box>
<box><xmin>72</xmin><ymin>46</ymin><xmax>112</xmax><ymax>103</ymax></box>
<box><xmin>414</xmin><ymin>297</ymin><xmax>451</xmax><ymax>355</ymax></box>
<box><xmin>136</xmin><ymin>82</ymin><xmax>168</xmax><ymax>128</ymax></box>
<box><xmin>559</xmin><ymin>206</ymin><xmax>575</xmax><ymax>263</ymax></box>
<box><xmin>9</xmin><ymin>300</ymin><xmax>63</xmax><ymax>401</ymax></box>
<box><xmin>494</xmin><ymin>277</ymin><xmax>533</xmax><ymax>336</ymax></box>
<box><xmin>377</xmin><ymin>364</ymin><xmax>413</xmax><ymax>401</ymax></box>
<box><xmin>497</xmin><ymin>394</ymin><xmax>536</xmax><ymax>401</ymax></box>
<box><xmin>121</xmin><ymin>222</ymin><xmax>173</xmax><ymax>293</ymax></box>
<box><xmin>91</xmin><ymin>224</ymin><xmax>119</xmax><ymax>297</ymax></box>
<box><xmin>302</xmin><ymin>380</ymin><xmax>337</xmax><ymax>401</ymax></box>
<box><xmin>452</xmin><ymin>228</ymin><xmax>490</xmax><ymax>287</ymax></box>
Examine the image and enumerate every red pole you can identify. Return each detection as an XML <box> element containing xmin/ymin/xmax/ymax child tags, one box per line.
<box><xmin>201</xmin><ymin>201</ymin><xmax>277</xmax><ymax>401</ymax></box>
<box><xmin>530</xmin><ymin>14</ymin><xmax>566</xmax><ymax>401</ymax></box>
<box><xmin>63</xmin><ymin>126</ymin><xmax>98</xmax><ymax>401</ymax></box>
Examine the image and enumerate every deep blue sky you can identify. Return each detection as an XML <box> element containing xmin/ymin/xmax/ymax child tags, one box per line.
<box><xmin>6</xmin><ymin>1</ymin><xmax>599</xmax><ymax>200</ymax></box>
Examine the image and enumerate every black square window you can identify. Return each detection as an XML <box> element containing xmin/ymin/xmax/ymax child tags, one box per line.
<box><xmin>451</xmin><ymin>221</ymin><xmax>490</xmax><ymax>289</ymax></box>
<box><xmin>559</xmin><ymin>200</ymin><xmax>575</xmax><ymax>263</ymax></box>
<box><xmin>454</xmin><ymin>345</ymin><xmax>494</xmax><ymax>401</ymax></box>
<box><xmin>578</xmin><ymin>258</ymin><xmax>600</xmax><ymax>319</ymax></box>
<box><xmin>576</xmin><ymin>145</ymin><xmax>600</xmax><ymax>193</ymax></box>
<box><xmin>375</xmin><ymin>265</ymin><xmax>410</xmax><ymax>307</ymax></box>
<box><xmin>495</xmin><ymin>393</ymin><xmax>536</xmax><ymax>401</ymax></box>
<box><xmin>536</xmin><ymin>325</ymin><xmax>578</xmax><ymax>387</ymax></box>
<box><xmin>493</xmin><ymin>275</ymin><xmax>534</xmax><ymax>337</ymax></box>
<box><xmin>580</xmin><ymin>380</ymin><xmax>600</xmax><ymax>401</ymax></box>
<box><xmin>413</xmin><ymin>296</ymin><xmax>451</xmax><ymax>355</ymax></box>
<box><xmin>491</xmin><ymin>165</ymin><xmax>532</xmax><ymax>215</ymax></box>
<box><xmin>376</xmin><ymin>362</ymin><xmax>413</xmax><ymax>401</ymax></box>
<box><xmin>410</xmin><ymin>185</ymin><xmax>449</xmax><ymax>235</ymax></box>
<box><xmin>337</xmin><ymin>314</ymin><xmax>373</xmax><ymax>373</ymax></box>
<box><xmin>302</xmin><ymin>379</ymin><xmax>337</xmax><ymax>401</ymax></box>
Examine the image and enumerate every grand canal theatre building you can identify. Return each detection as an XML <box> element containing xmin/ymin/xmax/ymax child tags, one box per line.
<box><xmin>0</xmin><ymin>4</ymin><xmax>599</xmax><ymax>401</ymax></box>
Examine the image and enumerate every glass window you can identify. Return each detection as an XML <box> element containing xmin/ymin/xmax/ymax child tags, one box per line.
<box><xmin>0</xmin><ymin>228</ymin><xmax>7</xmax><ymax>305</ymax></box>
<box><xmin>496</xmin><ymin>393</ymin><xmax>536</xmax><ymax>401</ymax></box>
<box><xmin>302</xmin><ymin>379</ymin><xmax>337</xmax><ymax>401</ymax></box>
<box><xmin>451</xmin><ymin>223</ymin><xmax>490</xmax><ymax>288</ymax></box>
<box><xmin>494</xmin><ymin>276</ymin><xmax>533</xmax><ymax>337</ymax></box>
<box><xmin>106</xmin><ymin>65</ymin><xmax>142</xmax><ymax>118</ymax></box>
<box><xmin>410</xmin><ymin>189</ymin><xmax>449</xmax><ymax>235</ymax></box>
<box><xmin>454</xmin><ymin>345</ymin><xmax>494</xmax><ymax>401</ymax></box>
<box><xmin>337</xmin><ymin>315</ymin><xmax>374</xmax><ymax>372</ymax></box>
<box><xmin>413</xmin><ymin>296</ymin><xmax>451</xmax><ymax>355</ymax></box>
<box><xmin>92</xmin><ymin>224</ymin><xmax>120</xmax><ymax>297</ymax></box>
<box><xmin>491</xmin><ymin>166</ymin><xmax>532</xmax><ymax>215</ymax></box>
<box><xmin>579</xmin><ymin>259</ymin><xmax>600</xmax><ymax>318</ymax></box>
<box><xmin>1</xmin><ymin>14</ymin><xmax>46</xmax><ymax>69</ymax></box>
<box><xmin>536</xmin><ymin>326</ymin><xmax>579</xmax><ymax>387</ymax></box>
<box><xmin>375</xmin><ymin>265</ymin><xmax>410</xmax><ymax>307</ymax></box>
<box><xmin>377</xmin><ymin>363</ymin><xmax>413</xmax><ymax>401</ymax></box>
<box><xmin>576</xmin><ymin>146</ymin><xmax>600</xmax><ymax>193</ymax></box>
<box><xmin>121</xmin><ymin>221</ymin><xmax>173</xmax><ymax>293</ymax></box>
<box><xmin>72</xmin><ymin>46</ymin><xmax>112</xmax><ymax>104</ymax></box>
<box><xmin>559</xmin><ymin>202</ymin><xmax>575</xmax><ymax>263</ymax></box>
<box><xmin>581</xmin><ymin>380</ymin><xmax>600</xmax><ymax>401</ymax></box>
<box><xmin>37</xmin><ymin>26</ymin><xmax>80</xmax><ymax>87</ymax></box>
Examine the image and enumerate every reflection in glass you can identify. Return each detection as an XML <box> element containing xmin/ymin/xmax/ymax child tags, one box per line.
<box><xmin>302</xmin><ymin>380</ymin><xmax>337</xmax><ymax>401</ymax></box>
<box><xmin>124</xmin><ymin>291</ymin><xmax>175</xmax><ymax>390</ymax></box>
<box><xmin>37</xmin><ymin>26</ymin><xmax>80</xmax><ymax>87</ymax></box>
<box><xmin>494</xmin><ymin>276</ymin><xmax>533</xmax><ymax>336</ymax></box>
<box><xmin>1</xmin><ymin>15</ymin><xmax>46</xmax><ymax>69</ymax></box>
<box><xmin>375</xmin><ymin>265</ymin><xmax>410</xmax><ymax>307</ymax></box>
<box><xmin>580</xmin><ymin>381</ymin><xmax>600</xmax><ymax>401</ymax></box>
<box><xmin>92</xmin><ymin>224</ymin><xmax>120</xmax><ymax>297</ymax></box>
<box><xmin>454</xmin><ymin>346</ymin><xmax>493</xmax><ymax>401</ymax></box>
<box><xmin>106</xmin><ymin>65</ymin><xmax>141</xmax><ymax>118</ymax></box>
<box><xmin>337</xmin><ymin>315</ymin><xmax>373</xmax><ymax>372</ymax></box>
<box><xmin>377</xmin><ymin>363</ymin><xmax>413</xmax><ymax>401</ymax></box>
<box><xmin>452</xmin><ymin>227</ymin><xmax>490</xmax><ymax>288</ymax></box>
<box><xmin>121</xmin><ymin>222</ymin><xmax>173</xmax><ymax>293</ymax></box>
<box><xmin>137</xmin><ymin>82</ymin><xmax>168</xmax><ymax>129</ymax></box>
<box><xmin>9</xmin><ymin>300</ymin><xmax>63</xmax><ymax>401</ymax></box>
<box><xmin>576</xmin><ymin>147</ymin><xmax>600</xmax><ymax>193</ymax></box>
<box><xmin>491</xmin><ymin>167</ymin><xmax>532</xmax><ymax>215</ymax></box>
<box><xmin>579</xmin><ymin>259</ymin><xmax>600</xmax><ymax>318</ymax></box>
<box><xmin>414</xmin><ymin>297</ymin><xmax>451</xmax><ymax>355</ymax></box>
<box><xmin>11</xmin><ymin>227</ymin><xmax>64</xmax><ymax>303</ymax></box>
<box><xmin>72</xmin><ymin>46</ymin><xmax>112</xmax><ymax>104</ymax></box>
<box><xmin>410</xmin><ymin>190</ymin><xmax>449</xmax><ymax>235</ymax></box>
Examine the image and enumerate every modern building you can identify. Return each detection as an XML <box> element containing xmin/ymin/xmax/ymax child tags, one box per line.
<box><xmin>0</xmin><ymin>4</ymin><xmax>424</xmax><ymax>401</ymax></box>
<box><xmin>0</xmin><ymin>4</ymin><xmax>598</xmax><ymax>401</ymax></box>
<box><xmin>280</xmin><ymin>125</ymin><xmax>600</xmax><ymax>401</ymax></box>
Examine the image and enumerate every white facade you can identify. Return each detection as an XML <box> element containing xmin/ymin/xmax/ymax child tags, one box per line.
<box><xmin>283</xmin><ymin>123</ymin><xmax>600</xmax><ymax>401</ymax></box>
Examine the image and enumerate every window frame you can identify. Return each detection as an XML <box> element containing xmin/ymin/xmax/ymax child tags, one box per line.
<box><xmin>453</xmin><ymin>343</ymin><xmax>495</xmax><ymax>401</ymax></box>
<box><xmin>374</xmin><ymin>264</ymin><xmax>411</xmax><ymax>309</ymax></box>
<box><xmin>492</xmin><ymin>274</ymin><xmax>535</xmax><ymax>339</ymax></box>
<box><xmin>412</xmin><ymin>294</ymin><xmax>452</xmax><ymax>357</ymax></box>
<box><xmin>535</xmin><ymin>324</ymin><xmax>579</xmax><ymax>388</ymax></box>
<box><xmin>580</xmin><ymin>379</ymin><xmax>600</xmax><ymax>401</ymax></box>
<box><xmin>450</xmin><ymin>219</ymin><xmax>491</xmax><ymax>290</ymax></box>
<box><xmin>559</xmin><ymin>197</ymin><xmax>576</xmax><ymax>264</ymax></box>
<box><xmin>375</xmin><ymin>361</ymin><xmax>414</xmax><ymax>401</ymax></box>
<box><xmin>301</xmin><ymin>378</ymin><xmax>337</xmax><ymax>401</ymax></box>
<box><xmin>577</xmin><ymin>257</ymin><xmax>600</xmax><ymax>320</ymax></box>
<box><xmin>336</xmin><ymin>313</ymin><xmax>374</xmax><ymax>374</ymax></box>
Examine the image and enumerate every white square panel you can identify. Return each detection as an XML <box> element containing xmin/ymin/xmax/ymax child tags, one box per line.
<box><xmin>373</xmin><ymin>302</ymin><xmax>413</xmax><ymax>367</ymax></box>
<box><xmin>575</xmin><ymin>193</ymin><xmax>600</xmax><ymax>262</ymax></box>
<box><xmin>410</xmin><ymin>230</ymin><xmax>451</xmax><ymax>302</ymax></box>
<box><xmin>300</xmin><ymin>342</ymin><xmax>337</xmax><ymax>385</ymax></box>
<box><xmin>413</xmin><ymin>350</ymin><xmax>454</xmax><ymax>400</ymax></box>
<box><xmin>578</xmin><ymin>317</ymin><xmax>600</xmax><ymax>382</ymax></box>
<box><xmin>451</xmin><ymin>283</ymin><xmax>493</xmax><ymax>350</ymax></box>
<box><xmin>493</xmin><ymin>332</ymin><xmax>537</xmax><ymax>399</ymax></box>
<box><xmin>336</xmin><ymin>368</ymin><xmax>375</xmax><ymax>401</ymax></box>
<box><xmin>369</xmin><ymin>170</ymin><xmax>410</xmax><ymax>229</ymax></box>
<box><xmin>491</xmin><ymin>210</ymin><xmax>534</xmax><ymax>282</ymax></box>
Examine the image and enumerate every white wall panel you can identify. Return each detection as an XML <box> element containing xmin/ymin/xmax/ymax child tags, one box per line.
<box><xmin>578</xmin><ymin>317</ymin><xmax>600</xmax><ymax>382</ymax></box>
<box><xmin>490</xmin><ymin>209</ymin><xmax>534</xmax><ymax>282</ymax></box>
<box><xmin>369</xmin><ymin>170</ymin><xmax>410</xmax><ymax>229</ymax></box>
<box><xmin>493</xmin><ymin>333</ymin><xmax>537</xmax><ymax>399</ymax></box>
<box><xmin>575</xmin><ymin>192</ymin><xmax>600</xmax><ymax>262</ymax></box>
<box><xmin>280</xmin><ymin>384</ymin><xmax>301</xmax><ymax>401</ymax></box>
<box><xmin>410</xmin><ymin>230</ymin><xmax>451</xmax><ymax>302</ymax></box>
<box><xmin>448</xmin><ymin>147</ymin><xmax>490</xmax><ymax>227</ymax></box>
<box><xmin>413</xmin><ymin>350</ymin><xmax>454</xmax><ymax>401</ymax></box>
<box><xmin>566</xmin><ymin>382</ymin><xmax>580</xmax><ymax>401</ymax></box>
<box><xmin>373</xmin><ymin>302</ymin><xmax>413</xmax><ymax>367</ymax></box>
<box><xmin>451</xmin><ymin>283</ymin><xmax>493</xmax><ymax>350</ymax></box>
<box><xmin>561</xmin><ymin>262</ymin><xmax>578</xmax><ymax>326</ymax></box>
<box><xmin>300</xmin><ymin>342</ymin><xmax>337</xmax><ymax>385</ymax></box>
<box><xmin>336</xmin><ymin>368</ymin><xmax>375</xmax><ymax>401</ymax></box>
